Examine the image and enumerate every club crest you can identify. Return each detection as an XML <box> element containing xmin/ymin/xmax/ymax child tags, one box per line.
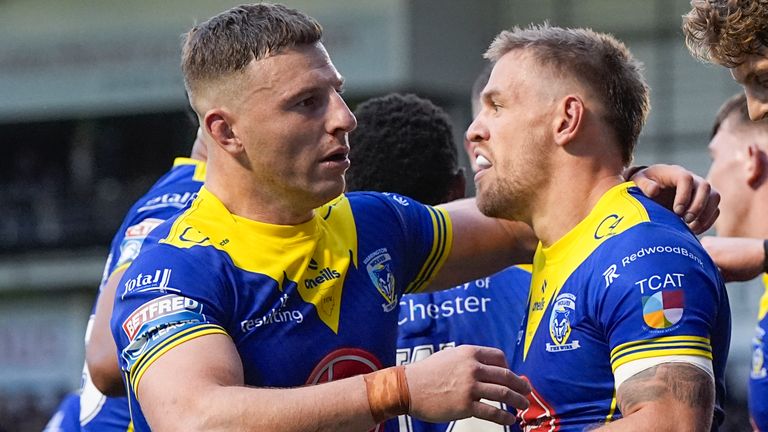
<box><xmin>364</xmin><ymin>248</ymin><xmax>398</xmax><ymax>312</ymax></box>
<box><xmin>546</xmin><ymin>293</ymin><xmax>580</xmax><ymax>352</ymax></box>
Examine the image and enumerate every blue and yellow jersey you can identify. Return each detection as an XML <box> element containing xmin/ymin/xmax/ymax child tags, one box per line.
<box><xmin>80</xmin><ymin>157</ymin><xmax>205</xmax><ymax>432</ymax></box>
<box><xmin>511</xmin><ymin>182</ymin><xmax>730</xmax><ymax>431</ymax></box>
<box><xmin>110</xmin><ymin>189</ymin><xmax>453</xmax><ymax>431</ymax></box>
<box><xmin>396</xmin><ymin>266</ymin><xmax>530</xmax><ymax>432</ymax></box>
<box><xmin>43</xmin><ymin>393</ymin><xmax>80</xmax><ymax>432</ymax></box>
<box><xmin>748</xmin><ymin>274</ymin><xmax>768</xmax><ymax>430</ymax></box>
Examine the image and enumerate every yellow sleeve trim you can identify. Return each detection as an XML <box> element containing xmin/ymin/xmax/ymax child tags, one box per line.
<box><xmin>107</xmin><ymin>262</ymin><xmax>132</xmax><ymax>280</ymax></box>
<box><xmin>129</xmin><ymin>324</ymin><xmax>227</xmax><ymax>395</ymax></box>
<box><xmin>404</xmin><ymin>206</ymin><xmax>453</xmax><ymax>294</ymax></box>
<box><xmin>612</xmin><ymin>348</ymin><xmax>712</xmax><ymax>372</ymax></box>
<box><xmin>611</xmin><ymin>335</ymin><xmax>709</xmax><ymax>358</ymax></box>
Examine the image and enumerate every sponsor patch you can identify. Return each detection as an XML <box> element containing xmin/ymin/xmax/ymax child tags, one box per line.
<box><xmin>116</xmin><ymin>218</ymin><xmax>164</xmax><ymax>267</ymax></box>
<box><xmin>364</xmin><ymin>248</ymin><xmax>398</xmax><ymax>312</ymax></box>
<box><xmin>125</xmin><ymin>218</ymin><xmax>164</xmax><ymax>239</ymax></box>
<box><xmin>642</xmin><ymin>289</ymin><xmax>684</xmax><ymax>329</ymax></box>
<box><xmin>382</xmin><ymin>192</ymin><xmax>409</xmax><ymax>207</ymax></box>
<box><xmin>546</xmin><ymin>293</ymin><xmax>580</xmax><ymax>352</ymax></box>
<box><xmin>122</xmin><ymin>268</ymin><xmax>176</xmax><ymax>299</ymax></box>
<box><xmin>137</xmin><ymin>192</ymin><xmax>197</xmax><ymax>213</ymax></box>
<box><xmin>122</xmin><ymin>294</ymin><xmax>201</xmax><ymax>340</ymax></box>
<box><xmin>594</xmin><ymin>214</ymin><xmax>623</xmax><ymax>240</ymax></box>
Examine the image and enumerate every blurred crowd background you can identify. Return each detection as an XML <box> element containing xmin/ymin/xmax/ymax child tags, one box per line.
<box><xmin>0</xmin><ymin>1</ymin><xmax>755</xmax><ymax>430</ymax></box>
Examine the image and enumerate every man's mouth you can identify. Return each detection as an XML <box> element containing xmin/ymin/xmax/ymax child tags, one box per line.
<box><xmin>476</xmin><ymin>154</ymin><xmax>492</xmax><ymax>169</ymax></box>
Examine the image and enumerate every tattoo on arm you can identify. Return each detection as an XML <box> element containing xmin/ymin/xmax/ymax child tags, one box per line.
<box><xmin>618</xmin><ymin>363</ymin><xmax>714</xmax><ymax>424</ymax></box>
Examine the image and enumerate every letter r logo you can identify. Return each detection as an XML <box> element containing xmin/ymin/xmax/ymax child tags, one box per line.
<box><xmin>603</xmin><ymin>264</ymin><xmax>620</xmax><ymax>287</ymax></box>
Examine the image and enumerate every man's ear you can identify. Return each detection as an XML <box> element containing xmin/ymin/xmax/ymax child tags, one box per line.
<box><xmin>746</xmin><ymin>143</ymin><xmax>766</xmax><ymax>188</ymax></box>
<box><xmin>553</xmin><ymin>95</ymin><xmax>584</xmax><ymax>147</ymax></box>
<box><xmin>204</xmin><ymin>109</ymin><xmax>243</xmax><ymax>155</ymax></box>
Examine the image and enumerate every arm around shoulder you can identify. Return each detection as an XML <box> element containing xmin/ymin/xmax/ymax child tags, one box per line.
<box><xmin>428</xmin><ymin>198</ymin><xmax>536</xmax><ymax>290</ymax></box>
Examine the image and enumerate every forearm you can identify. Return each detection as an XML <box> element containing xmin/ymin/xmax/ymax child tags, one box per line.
<box><xmin>594</xmin><ymin>363</ymin><xmax>713</xmax><ymax>432</ymax></box>
<box><xmin>147</xmin><ymin>376</ymin><xmax>375</xmax><ymax>432</ymax></box>
<box><xmin>700</xmin><ymin>236</ymin><xmax>766</xmax><ymax>282</ymax></box>
<box><xmin>85</xmin><ymin>268</ymin><xmax>126</xmax><ymax>396</ymax></box>
<box><xmin>429</xmin><ymin>198</ymin><xmax>536</xmax><ymax>290</ymax></box>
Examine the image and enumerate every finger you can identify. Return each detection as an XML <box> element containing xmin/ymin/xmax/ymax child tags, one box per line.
<box><xmin>475</xmin><ymin>364</ymin><xmax>531</xmax><ymax>396</ymax></box>
<box><xmin>680</xmin><ymin>179</ymin><xmax>710</xmax><ymax>224</ymax></box>
<box><xmin>688</xmin><ymin>207</ymin><xmax>719</xmax><ymax>236</ymax></box>
<box><xmin>469</xmin><ymin>400</ymin><xmax>519</xmax><ymax>425</ymax></box>
<box><xmin>472</xmin><ymin>382</ymin><xmax>530</xmax><ymax>411</ymax></box>
<box><xmin>687</xmin><ymin>193</ymin><xmax>719</xmax><ymax>234</ymax></box>
<box><xmin>471</xmin><ymin>345</ymin><xmax>509</xmax><ymax>368</ymax></box>
<box><xmin>632</xmin><ymin>175</ymin><xmax>660</xmax><ymax>198</ymax></box>
<box><xmin>670</xmin><ymin>173</ymin><xmax>695</xmax><ymax>217</ymax></box>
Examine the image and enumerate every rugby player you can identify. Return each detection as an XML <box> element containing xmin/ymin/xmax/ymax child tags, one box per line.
<box><xmin>81</xmin><ymin>131</ymin><xmax>206</xmax><ymax>431</ymax></box>
<box><xmin>468</xmin><ymin>24</ymin><xmax>730</xmax><ymax>430</ymax></box>
<box><xmin>701</xmin><ymin>93</ymin><xmax>768</xmax><ymax>430</ymax></box>
<box><xmin>684</xmin><ymin>0</ymin><xmax>768</xmax><ymax>121</ymax></box>
<box><xmin>109</xmin><ymin>4</ymin><xmax>721</xmax><ymax>431</ymax></box>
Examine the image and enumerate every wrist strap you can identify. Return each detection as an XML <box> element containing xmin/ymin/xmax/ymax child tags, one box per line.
<box><xmin>623</xmin><ymin>165</ymin><xmax>648</xmax><ymax>181</ymax></box>
<box><xmin>363</xmin><ymin>365</ymin><xmax>411</xmax><ymax>424</ymax></box>
<box><xmin>763</xmin><ymin>239</ymin><xmax>768</xmax><ymax>273</ymax></box>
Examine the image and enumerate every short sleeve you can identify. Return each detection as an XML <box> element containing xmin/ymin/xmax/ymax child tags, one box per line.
<box><xmin>349</xmin><ymin>192</ymin><xmax>453</xmax><ymax>295</ymax></box>
<box><xmin>110</xmin><ymin>243</ymin><xmax>231</xmax><ymax>396</ymax></box>
<box><xmin>591</xmin><ymin>225</ymin><xmax>722</xmax><ymax>385</ymax></box>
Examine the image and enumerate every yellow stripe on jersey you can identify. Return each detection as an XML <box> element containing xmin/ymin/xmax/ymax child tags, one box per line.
<box><xmin>404</xmin><ymin>206</ymin><xmax>453</xmax><ymax>294</ymax></box>
<box><xmin>129</xmin><ymin>324</ymin><xmax>227</xmax><ymax>395</ymax></box>
<box><xmin>610</xmin><ymin>335</ymin><xmax>712</xmax><ymax>371</ymax></box>
<box><xmin>161</xmin><ymin>188</ymin><xmax>358</xmax><ymax>334</ymax></box>
<box><xmin>759</xmin><ymin>274</ymin><xmax>768</xmax><ymax>320</ymax></box>
<box><xmin>172</xmin><ymin>157</ymin><xmax>207</xmax><ymax>182</ymax></box>
<box><xmin>605</xmin><ymin>390</ymin><xmax>618</xmax><ymax>423</ymax></box>
<box><xmin>523</xmin><ymin>182</ymin><xmax>650</xmax><ymax>360</ymax></box>
<box><xmin>126</xmin><ymin>420</ymin><xmax>134</xmax><ymax>432</ymax></box>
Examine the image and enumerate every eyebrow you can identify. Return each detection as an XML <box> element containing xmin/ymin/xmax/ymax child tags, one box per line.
<box><xmin>481</xmin><ymin>89</ymin><xmax>500</xmax><ymax>104</ymax></box>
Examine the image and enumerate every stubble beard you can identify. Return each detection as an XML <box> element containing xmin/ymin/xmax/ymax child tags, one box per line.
<box><xmin>476</xmin><ymin>175</ymin><xmax>529</xmax><ymax>222</ymax></box>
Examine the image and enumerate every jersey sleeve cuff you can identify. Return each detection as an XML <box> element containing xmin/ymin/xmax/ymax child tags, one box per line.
<box><xmin>404</xmin><ymin>206</ymin><xmax>453</xmax><ymax>294</ymax></box>
<box><xmin>614</xmin><ymin>355</ymin><xmax>714</xmax><ymax>390</ymax></box>
<box><xmin>128</xmin><ymin>324</ymin><xmax>228</xmax><ymax>396</ymax></box>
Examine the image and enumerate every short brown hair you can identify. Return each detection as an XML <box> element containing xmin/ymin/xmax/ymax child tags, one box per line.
<box><xmin>711</xmin><ymin>93</ymin><xmax>750</xmax><ymax>137</ymax></box>
<box><xmin>683</xmin><ymin>0</ymin><xmax>768</xmax><ymax>67</ymax></box>
<box><xmin>485</xmin><ymin>24</ymin><xmax>649</xmax><ymax>165</ymax></box>
<box><xmin>181</xmin><ymin>3</ymin><xmax>322</xmax><ymax>97</ymax></box>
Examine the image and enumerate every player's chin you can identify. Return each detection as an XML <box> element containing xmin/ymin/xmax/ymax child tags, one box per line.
<box><xmin>313</xmin><ymin>178</ymin><xmax>346</xmax><ymax>204</ymax></box>
<box><xmin>475</xmin><ymin>187</ymin><xmax>503</xmax><ymax>218</ymax></box>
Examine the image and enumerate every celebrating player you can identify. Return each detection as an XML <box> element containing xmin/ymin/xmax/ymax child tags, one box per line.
<box><xmin>701</xmin><ymin>93</ymin><xmax>768</xmax><ymax>430</ymax></box>
<box><xmin>467</xmin><ymin>24</ymin><xmax>730</xmax><ymax>430</ymax></box>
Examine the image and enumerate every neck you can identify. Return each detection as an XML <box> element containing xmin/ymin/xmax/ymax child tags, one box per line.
<box><xmin>205</xmin><ymin>158</ymin><xmax>315</xmax><ymax>226</ymax></box>
<box><xmin>739</xmin><ymin>193</ymin><xmax>768</xmax><ymax>238</ymax></box>
<box><xmin>530</xmin><ymin>157</ymin><xmax>624</xmax><ymax>247</ymax></box>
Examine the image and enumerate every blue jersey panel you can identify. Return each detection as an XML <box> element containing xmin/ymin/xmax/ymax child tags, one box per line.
<box><xmin>111</xmin><ymin>189</ymin><xmax>453</xmax><ymax>431</ymax></box>
<box><xmin>396</xmin><ymin>266</ymin><xmax>530</xmax><ymax>432</ymax></box>
<box><xmin>44</xmin><ymin>393</ymin><xmax>80</xmax><ymax>432</ymax></box>
<box><xmin>749</xmin><ymin>275</ymin><xmax>768</xmax><ymax>431</ymax></box>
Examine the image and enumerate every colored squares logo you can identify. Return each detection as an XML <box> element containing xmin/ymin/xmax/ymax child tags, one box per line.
<box><xmin>642</xmin><ymin>289</ymin><xmax>684</xmax><ymax>329</ymax></box>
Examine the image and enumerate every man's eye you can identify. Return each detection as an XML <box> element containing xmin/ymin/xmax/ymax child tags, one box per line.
<box><xmin>298</xmin><ymin>97</ymin><xmax>316</xmax><ymax>107</ymax></box>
